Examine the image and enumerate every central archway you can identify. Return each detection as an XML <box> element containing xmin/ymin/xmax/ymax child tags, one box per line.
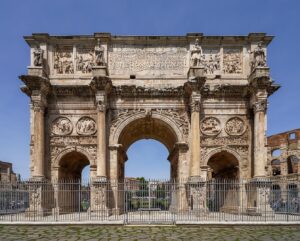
<box><xmin>109</xmin><ymin>114</ymin><xmax>187</xmax><ymax>214</ymax></box>
<box><xmin>109</xmin><ymin>114</ymin><xmax>186</xmax><ymax>181</ymax></box>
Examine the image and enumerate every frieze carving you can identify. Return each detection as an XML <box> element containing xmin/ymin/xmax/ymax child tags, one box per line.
<box><xmin>76</xmin><ymin>47</ymin><xmax>94</xmax><ymax>73</ymax></box>
<box><xmin>51</xmin><ymin>117</ymin><xmax>73</xmax><ymax>136</ymax></box>
<box><xmin>225</xmin><ymin>117</ymin><xmax>247</xmax><ymax>136</ymax></box>
<box><xmin>223</xmin><ymin>48</ymin><xmax>242</xmax><ymax>74</ymax></box>
<box><xmin>201</xmin><ymin>135</ymin><xmax>248</xmax><ymax>146</ymax></box>
<box><xmin>50</xmin><ymin>136</ymin><xmax>97</xmax><ymax>146</ymax></box>
<box><xmin>76</xmin><ymin>117</ymin><xmax>97</xmax><ymax>135</ymax></box>
<box><xmin>112</xmin><ymin>85</ymin><xmax>184</xmax><ymax>98</ymax></box>
<box><xmin>200</xmin><ymin>117</ymin><xmax>221</xmax><ymax>136</ymax></box>
<box><xmin>108</xmin><ymin>44</ymin><xmax>188</xmax><ymax>76</ymax></box>
<box><xmin>53</xmin><ymin>47</ymin><xmax>74</xmax><ymax>74</ymax></box>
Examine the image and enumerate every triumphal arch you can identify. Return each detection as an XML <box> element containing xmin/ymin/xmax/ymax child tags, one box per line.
<box><xmin>20</xmin><ymin>32</ymin><xmax>279</xmax><ymax>216</ymax></box>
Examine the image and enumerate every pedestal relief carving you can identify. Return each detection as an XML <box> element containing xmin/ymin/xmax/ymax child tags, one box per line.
<box><xmin>223</xmin><ymin>48</ymin><xmax>242</xmax><ymax>74</ymax></box>
<box><xmin>51</xmin><ymin>117</ymin><xmax>73</xmax><ymax>136</ymax></box>
<box><xmin>76</xmin><ymin>117</ymin><xmax>97</xmax><ymax>135</ymax></box>
<box><xmin>225</xmin><ymin>117</ymin><xmax>247</xmax><ymax>136</ymax></box>
<box><xmin>200</xmin><ymin>117</ymin><xmax>221</xmax><ymax>136</ymax></box>
<box><xmin>53</xmin><ymin>47</ymin><xmax>74</xmax><ymax>74</ymax></box>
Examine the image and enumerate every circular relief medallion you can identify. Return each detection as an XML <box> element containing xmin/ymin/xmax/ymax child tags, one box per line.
<box><xmin>225</xmin><ymin>117</ymin><xmax>246</xmax><ymax>136</ymax></box>
<box><xmin>76</xmin><ymin>117</ymin><xmax>97</xmax><ymax>135</ymax></box>
<box><xmin>51</xmin><ymin>117</ymin><xmax>73</xmax><ymax>136</ymax></box>
<box><xmin>200</xmin><ymin>117</ymin><xmax>221</xmax><ymax>136</ymax></box>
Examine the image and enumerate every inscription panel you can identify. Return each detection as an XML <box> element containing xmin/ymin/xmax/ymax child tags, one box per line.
<box><xmin>108</xmin><ymin>44</ymin><xmax>189</xmax><ymax>77</ymax></box>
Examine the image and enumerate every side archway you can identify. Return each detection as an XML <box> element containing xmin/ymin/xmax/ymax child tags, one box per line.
<box><xmin>205</xmin><ymin>148</ymin><xmax>241</xmax><ymax>179</ymax></box>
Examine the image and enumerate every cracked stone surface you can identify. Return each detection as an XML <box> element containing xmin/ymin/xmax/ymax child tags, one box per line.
<box><xmin>0</xmin><ymin>225</ymin><xmax>299</xmax><ymax>241</ymax></box>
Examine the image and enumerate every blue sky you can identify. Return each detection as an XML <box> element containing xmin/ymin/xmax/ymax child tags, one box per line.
<box><xmin>0</xmin><ymin>0</ymin><xmax>299</xmax><ymax>179</ymax></box>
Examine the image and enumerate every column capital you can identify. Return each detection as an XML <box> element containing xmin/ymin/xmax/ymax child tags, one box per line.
<box><xmin>253</xmin><ymin>99</ymin><xmax>268</xmax><ymax>113</ymax></box>
<box><xmin>190</xmin><ymin>94</ymin><xmax>201</xmax><ymax>112</ymax></box>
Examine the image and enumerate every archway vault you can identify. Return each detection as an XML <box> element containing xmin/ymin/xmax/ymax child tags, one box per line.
<box><xmin>109</xmin><ymin>112</ymin><xmax>185</xmax><ymax>152</ymax></box>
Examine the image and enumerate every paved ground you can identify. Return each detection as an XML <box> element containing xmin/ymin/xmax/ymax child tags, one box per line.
<box><xmin>0</xmin><ymin>225</ymin><xmax>299</xmax><ymax>241</ymax></box>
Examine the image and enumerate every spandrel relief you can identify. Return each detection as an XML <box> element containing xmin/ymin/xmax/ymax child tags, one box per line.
<box><xmin>223</xmin><ymin>48</ymin><xmax>242</xmax><ymax>74</ymax></box>
<box><xmin>53</xmin><ymin>47</ymin><xmax>74</xmax><ymax>74</ymax></box>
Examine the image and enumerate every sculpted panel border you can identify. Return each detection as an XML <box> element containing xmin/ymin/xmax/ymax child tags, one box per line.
<box><xmin>109</xmin><ymin>108</ymin><xmax>187</xmax><ymax>146</ymax></box>
<box><xmin>51</xmin><ymin>146</ymin><xmax>96</xmax><ymax>168</ymax></box>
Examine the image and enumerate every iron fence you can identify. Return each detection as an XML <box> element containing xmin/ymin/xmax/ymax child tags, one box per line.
<box><xmin>0</xmin><ymin>177</ymin><xmax>299</xmax><ymax>224</ymax></box>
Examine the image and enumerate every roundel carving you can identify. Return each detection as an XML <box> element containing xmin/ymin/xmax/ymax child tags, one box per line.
<box><xmin>200</xmin><ymin>117</ymin><xmax>221</xmax><ymax>136</ymax></box>
<box><xmin>76</xmin><ymin>117</ymin><xmax>97</xmax><ymax>135</ymax></box>
<box><xmin>225</xmin><ymin>117</ymin><xmax>246</xmax><ymax>136</ymax></box>
<box><xmin>51</xmin><ymin>117</ymin><xmax>73</xmax><ymax>136</ymax></box>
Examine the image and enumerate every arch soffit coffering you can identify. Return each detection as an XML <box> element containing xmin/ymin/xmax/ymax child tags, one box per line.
<box><xmin>109</xmin><ymin>112</ymin><xmax>185</xmax><ymax>147</ymax></box>
<box><xmin>204</xmin><ymin>147</ymin><xmax>242</xmax><ymax>166</ymax></box>
<box><xmin>53</xmin><ymin>146</ymin><xmax>93</xmax><ymax>168</ymax></box>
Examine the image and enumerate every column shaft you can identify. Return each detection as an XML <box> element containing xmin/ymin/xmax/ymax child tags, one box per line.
<box><xmin>34</xmin><ymin>107</ymin><xmax>45</xmax><ymax>178</ymax></box>
<box><xmin>190</xmin><ymin>101</ymin><xmax>201</xmax><ymax>177</ymax></box>
<box><xmin>253</xmin><ymin>102</ymin><xmax>267</xmax><ymax>177</ymax></box>
<box><xmin>97</xmin><ymin>109</ymin><xmax>106</xmax><ymax>177</ymax></box>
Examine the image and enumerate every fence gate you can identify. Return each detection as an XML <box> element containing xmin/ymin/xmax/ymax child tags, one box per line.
<box><xmin>124</xmin><ymin>180</ymin><xmax>175</xmax><ymax>224</ymax></box>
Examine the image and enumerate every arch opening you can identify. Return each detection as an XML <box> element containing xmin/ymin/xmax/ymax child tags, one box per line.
<box><xmin>207</xmin><ymin>151</ymin><xmax>240</xmax><ymax>212</ymax></box>
<box><xmin>207</xmin><ymin>151</ymin><xmax>239</xmax><ymax>179</ymax></box>
<box><xmin>287</xmin><ymin>155</ymin><xmax>299</xmax><ymax>174</ymax></box>
<box><xmin>58</xmin><ymin>151</ymin><xmax>90</xmax><ymax>180</ymax></box>
<box><xmin>116</xmin><ymin>117</ymin><xmax>179</xmax><ymax>180</ymax></box>
<box><xmin>57</xmin><ymin>151</ymin><xmax>91</xmax><ymax>213</ymax></box>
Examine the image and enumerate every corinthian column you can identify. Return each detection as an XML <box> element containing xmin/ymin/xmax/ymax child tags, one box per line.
<box><xmin>190</xmin><ymin>94</ymin><xmax>201</xmax><ymax>177</ymax></box>
<box><xmin>32</xmin><ymin>100</ymin><xmax>46</xmax><ymax>179</ymax></box>
<box><xmin>253</xmin><ymin>99</ymin><xmax>267</xmax><ymax>177</ymax></box>
<box><xmin>96</xmin><ymin>94</ymin><xmax>107</xmax><ymax>178</ymax></box>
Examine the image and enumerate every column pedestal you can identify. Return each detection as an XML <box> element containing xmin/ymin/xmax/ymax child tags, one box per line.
<box><xmin>249</xmin><ymin>178</ymin><xmax>274</xmax><ymax>217</ymax></box>
<box><xmin>187</xmin><ymin>176</ymin><xmax>208</xmax><ymax>216</ymax></box>
<box><xmin>89</xmin><ymin>178</ymin><xmax>110</xmax><ymax>217</ymax></box>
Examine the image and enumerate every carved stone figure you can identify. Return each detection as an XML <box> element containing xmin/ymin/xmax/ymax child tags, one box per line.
<box><xmin>51</xmin><ymin>117</ymin><xmax>73</xmax><ymax>136</ymax></box>
<box><xmin>76</xmin><ymin>48</ymin><xmax>94</xmax><ymax>73</ymax></box>
<box><xmin>54</xmin><ymin>49</ymin><xmax>74</xmax><ymax>74</ymax></box>
<box><xmin>225</xmin><ymin>117</ymin><xmax>246</xmax><ymax>136</ymax></box>
<box><xmin>33</xmin><ymin>46</ymin><xmax>44</xmax><ymax>66</ymax></box>
<box><xmin>95</xmin><ymin>39</ymin><xmax>105</xmax><ymax>66</ymax></box>
<box><xmin>251</xmin><ymin>42</ymin><xmax>267</xmax><ymax>70</ymax></box>
<box><xmin>203</xmin><ymin>51</ymin><xmax>220</xmax><ymax>74</ymax></box>
<box><xmin>190</xmin><ymin>39</ymin><xmax>204</xmax><ymax>67</ymax></box>
<box><xmin>76</xmin><ymin>117</ymin><xmax>97</xmax><ymax>135</ymax></box>
<box><xmin>223</xmin><ymin>49</ymin><xmax>242</xmax><ymax>74</ymax></box>
<box><xmin>201</xmin><ymin>117</ymin><xmax>221</xmax><ymax>136</ymax></box>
